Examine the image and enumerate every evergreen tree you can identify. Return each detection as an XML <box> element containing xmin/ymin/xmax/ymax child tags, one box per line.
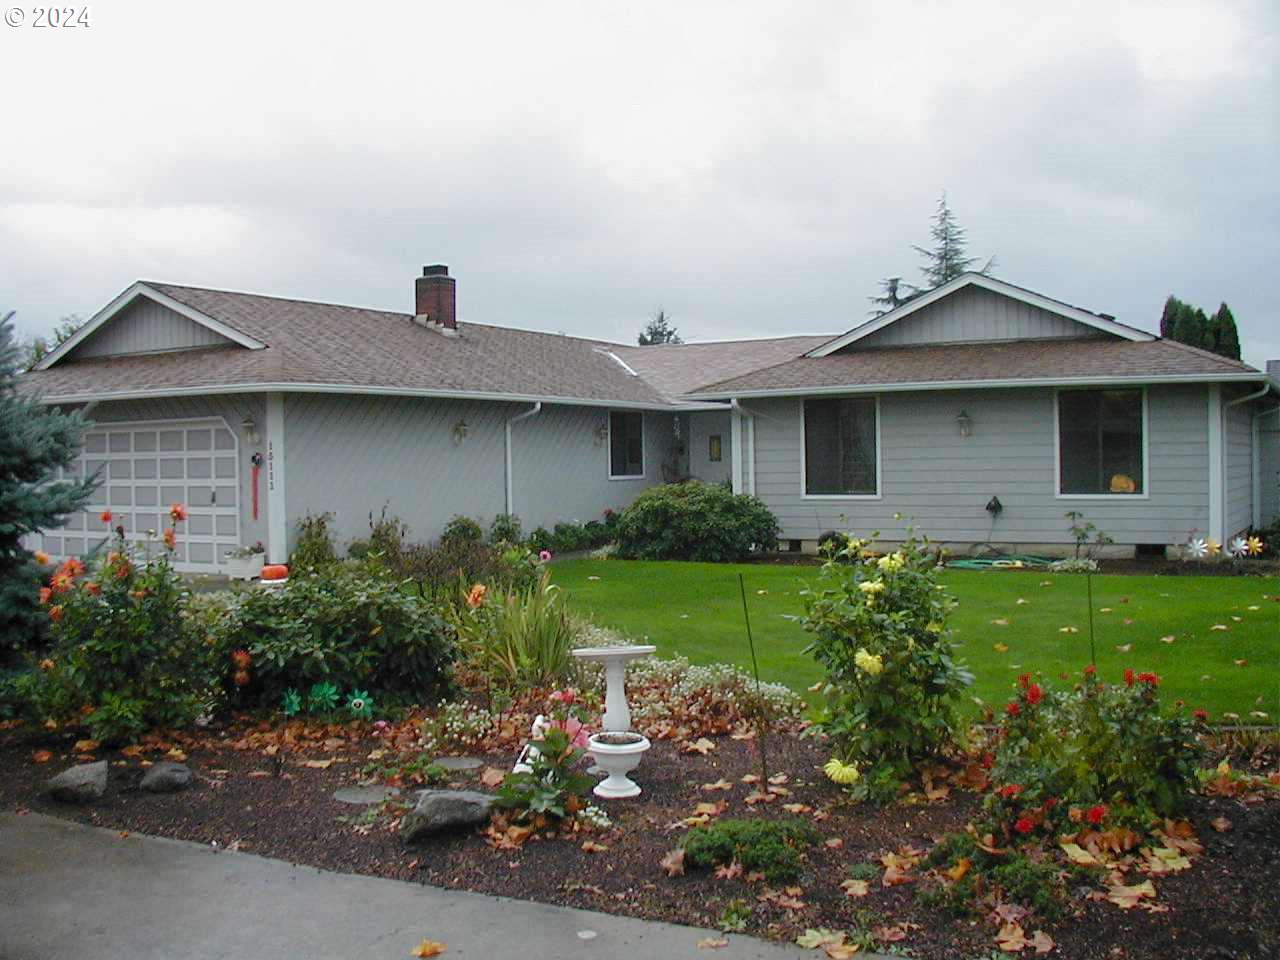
<box><xmin>0</xmin><ymin>312</ymin><xmax>96</xmax><ymax>654</ymax></box>
<box><xmin>1170</xmin><ymin>305</ymin><xmax>1211</xmax><ymax>351</ymax></box>
<box><xmin>637</xmin><ymin>310</ymin><xmax>683</xmax><ymax>345</ymax></box>
<box><xmin>1208</xmin><ymin>302</ymin><xmax>1241</xmax><ymax>360</ymax></box>
<box><xmin>867</xmin><ymin>276</ymin><xmax>920</xmax><ymax>317</ymax></box>
<box><xmin>1158</xmin><ymin>295</ymin><xmax>1182</xmax><ymax>338</ymax></box>
<box><xmin>911</xmin><ymin>192</ymin><xmax>996</xmax><ymax>289</ymax></box>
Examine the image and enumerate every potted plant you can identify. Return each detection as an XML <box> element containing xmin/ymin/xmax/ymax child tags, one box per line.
<box><xmin>586</xmin><ymin>730</ymin><xmax>651</xmax><ymax>798</ymax></box>
<box><xmin>223</xmin><ymin>542</ymin><xmax>266</xmax><ymax>580</ymax></box>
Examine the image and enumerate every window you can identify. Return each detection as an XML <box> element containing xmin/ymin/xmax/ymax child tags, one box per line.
<box><xmin>609</xmin><ymin>411</ymin><xmax>644</xmax><ymax>478</ymax></box>
<box><xmin>708</xmin><ymin>434</ymin><xmax>722</xmax><ymax>462</ymax></box>
<box><xmin>803</xmin><ymin>397</ymin><xmax>878</xmax><ymax>496</ymax></box>
<box><xmin>1057</xmin><ymin>389</ymin><xmax>1144</xmax><ymax>495</ymax></box>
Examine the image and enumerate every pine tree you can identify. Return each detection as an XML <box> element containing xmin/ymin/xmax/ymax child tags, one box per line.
<box><xmin>1158</xmin><ymin>295</ymin><xmax>1182</xmax><ymax>338</ymax></box>
<box><xmin>0</xmin><ymin>312</ymin><xmax>96</xmax><ymax>654</ymax></box>
<box><xmin>911</xmin><ymin>192</ymin><xmax>996</xmax><ymax>289</ymax></box>
<box><xmin>1209</xmin><ymin>303</ymin><xmax>1241</xmax><ymax>360</ymax></box>
<box><xmin>867</xmin><ymin>277</ymin><xmax>920</xmax><ymax>317</ymax></box>
<box><xmin>637</xmin><ymin>310</ymin><xmax>683</xmax><ymax>345</ymax></box>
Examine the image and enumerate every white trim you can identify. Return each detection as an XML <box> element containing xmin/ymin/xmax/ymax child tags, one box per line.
<box><xmin>505</xmin><ymin>402</ymin><xmax>543</xmax><ymax>514</ymax></box>
<box><xmin>745</xmin><ymin>413</ymin><xmax>756</xmax><ymax>496</ymax></box>
<box><xmin>730</xmin><ymin>407</ymin><xmax>744</xmax><ymax>494</ymax></box>
<box><xmin>1052</xmin><ymin>387</ymin><xmax>1150</xmax><ymax>500</ymax></box>
<box><xmin>265</xmin><ymin>393</ymin><xmax>287</xmax><ymax>564</ymax></box>
<box><xmin>1252</xmin><ymin>414</ymin><xmax>1262</xmax><ymax>530</ymax></box>
<box><xmin>35</xmin><ymin>282</ymin><xmax>266</xmax><ymax>370</ymax></box>
<box><xmin>687</xmin><ymin>371</ymin><xmax>1263</xmax><ymax>401</ymax></box>
<box><xmin>1208</xmin><ymin>383</ymin><xmax>1224</xmax><ymax>544</ymax></box>
<box><xmin>595</xmin><ymin>348</ymin><xmax>640</xmax><ymax>377</ymax></box>
<box><xmin>805</xmin><ymin>273</ymin><xmax>1153</xmax><ymax>358</ymax></box>
<box><xmin>607</xmin><ymin>410</ymin><xmax>646</xmax><ymax>480</ymax></box>
<box><xmin>799</xmin><ymin>395</ymin><xmax>883</xmax><ymax>501</ymax></box>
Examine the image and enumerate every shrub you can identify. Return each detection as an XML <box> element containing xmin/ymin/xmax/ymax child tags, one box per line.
<box><xmin>454</xmin><ymin>571</ymin><xmax>576</xmax><ymax>688</ymax></box>
<box><xmin>800</xmin><ymin>528</ymin><xmax>972</xmax><ymax>800</ymax></box>
<box><xmin>684</xmin><ymin>818</ymin><xmax>819</xmax><ymax>882</ymax></box>
<box><xmin>442</xmin><ymin>515</ymin><xmax>484</xmax><ymax>545</ymax></box>
<box><xmin>983</xmin><ymin>668</ymin><xmax>1203</xmax><ymax>839</ymax></box>
<box><xmin>291</xmin><ymin>512</ymin><xmax>338</xmax><ymax>572</ymax></box>
<box><xmin>614</xmin><ymin>481</ymin><xmax>779</xmax><ymax>562</ymax></box>
<box><xmin>489</xmin><ymin>513</ymin><xmax>523</xmax><ymax>546</ymax></box>
<box><xmin>215</xmin><ymin>565</ymin><xmax>456</xmax><ymax>703</ymax></box>
<box><xmin>494</xmin><ymin>725</ymin><xmax>595</xmax><ymax>822</ymax></box>
<box><xmin>920</xmin><ymin>832</ymin><xmax>1065</xmax><ymax>918</ymax></box>
<box><xmin>29</xmin><ymin>521</ymin><xmax>217</xmax><ymax>741</ymax></box>
<box><xmin>394</xmin><ymin>539</ymin><xmax>542</xmax><ymax>604</ymax></box>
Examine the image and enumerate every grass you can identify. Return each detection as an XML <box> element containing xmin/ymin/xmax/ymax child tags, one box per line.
<box><xmin>552</xmin><ymin>558</ymin><xmax>1279</xmax><ymax>720</ymax></box>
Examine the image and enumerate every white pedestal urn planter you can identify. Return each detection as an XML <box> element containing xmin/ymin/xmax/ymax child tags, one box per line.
<box><xmin>586</xmin><ymin>731</ymin><xmax>651</xmax><ymax>799</ymax></box>
<box><xmin>570</xmin><ymin>645</ymin><xmax>656</xmax><ymax>732</ymax></box>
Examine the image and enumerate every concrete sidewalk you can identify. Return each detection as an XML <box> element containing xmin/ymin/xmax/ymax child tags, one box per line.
<box><xmin>0</xmin><ymin>812</ymin><xmax>829</xmax><ymax>960</ymax></box>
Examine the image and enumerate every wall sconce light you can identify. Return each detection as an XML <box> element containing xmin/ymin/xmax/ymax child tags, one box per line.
<box><xmin>242</xmin><ymin>416</ymin><xmax>260</xmax><ymax>445</ymax></box>
<box><xmin>451</xmin><ymin>420</ymin><xmax>469</xmax><ymax>445</ymax></box>
<box><xmin>594</xmin><ymin>424</ymin><xmax>609</xmax><ymax>447</ymax></box>
<box><xmin>955</xmin><ymin>410</ymin><xmax>973</xmax><ymax>438</ymax></box>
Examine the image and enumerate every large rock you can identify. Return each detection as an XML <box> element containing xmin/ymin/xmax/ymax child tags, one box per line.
<box><xmin>400</xmin><ymin>789</ymin><xmax>495</xmax><ymax>842</ymax></box>
<box><xmin>140</xmin><ymin>761</ymin><xmax>192</xmax><ymax>793</ymax></box>
<box><xmin>47</xmin><ymin>761</ymin><xmax>108</xmax><ymax>804</ymax></box>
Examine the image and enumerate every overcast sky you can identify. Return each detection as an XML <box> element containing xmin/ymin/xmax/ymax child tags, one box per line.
<box><xmin>3</xmin><ymin>0</ymin><xmax>1277</xmax><ymax>365</ymax></box>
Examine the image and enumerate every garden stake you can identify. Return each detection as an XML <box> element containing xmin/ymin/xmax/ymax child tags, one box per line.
<box><xmin>1086</xmin><ymin>572</ymin><xmax>1096</xmax><ymax>667</ymax></box>
<box><xmin>737</xmin><ymin>573</ymin><xmax>770</xmax><ymax>786</ymax></box>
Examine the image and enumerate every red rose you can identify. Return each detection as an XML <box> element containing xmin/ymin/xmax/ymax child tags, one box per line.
<box><xmin>1086</xmin><ymin>804</ymin><xmax>1107</xmax><ymax>825</ymax></box>
<box><xmin>1083</xmin><ymin>664</ymin><xmax>1097</xmax><ymax>677</ymax></box>
<box><xmin>1006</xmin><ymin>700</ymin><xmax>1022</xmax><ymax>717</ymax></box>
<box><xmin>1123</xmin><ymin>668</ymin><xmax>1135</xmax><ymax>687</ymax></box>
<box><xmin>1043</xmin><ymin>796</ymin><xmax>1058</xmax><ymax>810</ymax></box>
<box><xmin>1026</xmin><ymin>683</ymin><xmax>1044</xmax><ymax>706</ymax></box>
<box><xmin>998</xmin><ymin>784</ymin><xmax>1024</xmax><ymax>799</ymax></box>
<box><xmin>100</xmin><ymin>510</ymin><xmax>113</xmax><ymax>524</ymax></box>
<box><xmin>1137</xmin><ymin>672</ymin><xmax>1159</xmax><ymax>686</ymax></box>
<box><xmin>1014</xmin><ymin>817</ymin><xmax>1035</xmax><ymax>835</ymax></box>
<box><xmin>1193</xmin><ymin>708</ymin><xmax>1209</xmax><ymax>722</ymax></box>
<box><xmin>980</xmin><ymin>752</ymin><xmax>994</xmax><ymax>770</ymax></box>
<box><xmin>1018</xmin><ymin>672</ymin><xmax>1031</xmax><ymax>689</ymax></box>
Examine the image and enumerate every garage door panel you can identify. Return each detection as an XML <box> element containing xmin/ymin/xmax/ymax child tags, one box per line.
<box><xmin>187</xmin><ymin>458</ymin><xmax>212</xmax><ymax>480</ymax></box>
<box><xmin>214</xmin><ymin>429</ymin><xmax>234</xmax><ymax>450</ymax></box>
<box><xmin>187</xmin><ymin>429</ymin><xmax>212</xmax><ymax>451</ymax></box>
<box><xmin>135</xmin><ymin>459</ymin><xmax>157</xmax><ymax>479</ymax></box>
<box><xmin>108</xmin><ymin>433</ymin><xmax>131</xmax><ymax>453</ymax></box>
<box><xmin>215</xmin><ymin>485</ymin><xmax>236</xmax><ymax>506</ymax></box>
<box><xmin>108</xmin><ymin>487</ymin><xmax>132</xmax><ymax>506</ymax></box>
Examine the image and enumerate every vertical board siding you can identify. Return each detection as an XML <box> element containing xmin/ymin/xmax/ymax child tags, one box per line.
<box><xmin>752</xmin><ymin>384</ymin><xmax>1210</xmax><ymax>545</ymax></box>
<box><xmin>283</xmin><ymin>395</ymin><xmax>674</xmax><ymax>552</ymax></box>
<box><xmin>70</xmin><ymin>298</ymin><xmax>233</xmax><ymax>359</ymax></box>
<box><xmin>1224</xmin><ymin>401</ymin><xmax>1253</xmax><ymax>538</ymax></box>
<box><xmin>688</xmin><ymin>410</ymin><xmax>732</xmax><ymax>484</ymax></box>
<box><xmin>857</xmin><ymin>286</ymin><xmax>1103</xmax><ymax>348</ymax></box>
<box><xmin>1261</xmin><ymin>415</ymin><xmax>1280</xmax><ymax>526</ymax></box>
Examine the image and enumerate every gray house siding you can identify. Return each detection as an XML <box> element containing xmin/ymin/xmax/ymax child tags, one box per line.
<box><xmin>69</xmin><ymin>298</ymin><xmax>233</xmax><ymax>359</ymax></box>
<box><xmin>855</xmin><ymin>285</ymin><xmax>1104</xmax><ymax>349</ymax></box>
<box><xmin>1261</xmin><ymin>411</ymin><xmax>1280</xmax><ymax>526</ymax></box>
<box><xmin>750</xmin><ymin>383</ymin><xmax>1211</xmax><ymax>549</ymax></box>
<box><xmin>1224</xmin><ymin>401</ymin><xmax>1253</xmax><ymax>538</ymax></box>
<box><xmin>282</xmin><ymin>394</ymin><xmax>674</xmax><ymax>552</ymax></box>
<box><xmin>688</xmin><ymin>410</ymin><xmax>732</xmax><ymax>484</ymax></box>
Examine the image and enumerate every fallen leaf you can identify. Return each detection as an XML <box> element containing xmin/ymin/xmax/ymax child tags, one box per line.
<box><xmin>1210</xmin><ymin>624</ymin><xmax>1229</xmax><ymax>631</ymax></box>
<box><xmin>1210</xmin><ymin>816</ymin><xmax>1233</xmax><ymax>833</ymax></box>
<box><xmin>743</xmin><ymin>789</ymin><xmax>773</xmax><ymax>806</ymax></box>
<box><xmin>873</xmin><ymin>924</ymin><xmax>910</xmax><ymax>942</ymax></box>
<box><xmin>74</xmin><ymin>739</ymin><xmax>100</xmax><ymax>752</ymax></box>
<box><xmin>166</xmin><ymin>748</ymin><xmax>187</xmax><ymax>762</ymax></box>
<box><xmin>1159</xmin><ymin>635</ymin><xmax>1176</xmax><ymax>644</ymax></box>
<box><xmin>714</xmin><ymin>860</ymin><xmax>743</xmax><ymax>880</ymax></box>
<box><xmin>1029</xmin><ymin>930</ymin><xmax>1055</xmax><ymax>954</ymax></box>
<box><xmin>1059</xmin><ymin>626</ymin><xmax>1079</xmax><ymax>634</ymax></box>
<box><xmin>660</xmin><ymin>848</ymin><xmax>686</xmax><ymax>877</ymax></box>
<box><xmin>304</xmin><ymin>758</ymin><xmax>334</xmax><ymax>769</ymax></box>
<box><xmin>881</xmin><ymin>865</ymin><xmax>914</xmax><ymax>887</ymax></box>
<box><xmin>992</xmin><ymin>618</ymin><xmax>1010</xmax><ymax>627</ymax></box>
<box><xmin>945</xmin><ymin>857</ymin><xmax>972</xmax><ymax>882</ymax></box>
<box><xmin>824</xmin><ymin>837</ymin><xmax>844</xmax><ymax>850</ymax></box>
<box><xmin>1106</xmin><ymin>879</ymin><xmax>1157</xmax><ymax>909</ymax></box>
<box><xmin>992</xmin><ymin>642</ymin><xmax>1010</xmax><ymax>653</ymax></box>
<box><xmin>581</xmin><ymin>840</ymin><xmax>608</xmax><ymax>853</ymax></box>
<box><xmin>1060</xmin><ymin>842</ymin><xmax>1101</xmax><ymax>866</ymax></box>
<box><xmin>996</xmin><ymin>922</ymin><xmax>1028</xmax><ymax>952</ymax></box>
<box><xmin>840</xmin><ymin>878</ymin><xmax>870</xmax><ymax>898</ymax></box>
<box><xmin>693</xmin><ymin>801</ymin><xmax>727</xmax><ymax>817</ymax></box>
<box><xmin>824</xmin><ymin>944</ymin><xmax>860</xmax><ymax>959</ymax></box>
<box><xmin>796</xmin><ymin>929</ymin><xmax>844</xmax><ymax>949</ymax></box>
<box><xmin>701</xmin><ymin>778</ymin><xmax>733</xmax><ymax>792</ymax></box>
<box><xmin>1016</xmin><ymin>598</ymin><xmax>1029</xmax><ymax>605</ymax></box>
<box><xmin>683</xmin><ymin>738</ymin><xmax>716</xmax><ymax>755</ymax></box>
<box><xmin>411</xmin><ymin>940</ymin><xmax>447</xmax><ymax>957</ymax></box>
<box><xmin>479</xmin><ymin>766</ymin><xmax>506</xmax><ymax>789</ymax></box>
<box><xmin>697</xmin><ymin>937</ymin><xmax>729</xmax><ymax>949</ymax></box>
<box><xmin>1114</xmin><ymin>643</ymin><xmax>1132</xmax><ymax>653</ymax></box>
<box><xmin>781</xmin><ymin>803</ymin><xmax>812</xmax><ymax>815</ymax></box>
<box><xmin>1233</xmin><ymin>659</ymin><xmax>1248</xmax><ymax>667</ymax></box>
<box><xmin>31</xmin><ymin>750</ymin><xmax>53</xmax><ymax>764</ymax></box>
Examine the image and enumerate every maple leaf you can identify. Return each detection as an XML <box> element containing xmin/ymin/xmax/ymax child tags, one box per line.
<box><xmin>995</xmin><ymin>922</ymin><xmax>1028</xmax><ymax>952</ymax></box>
<box><xmin>782</xmin><ymin>803</ymin><xmax>812</xmax><ymax>815</ymax></box>
<box><xmin>840</xmin><ymin>878</ymin><xmax>869</xmax><ymax>898</ymax></box>
<box><xmin>881</xmin><ymin>865</ymin><xmax>914</xmax><ymax>887</ymax></box>
<box><xmin>693</xmin><ymin>801</ymin><xmax>727</xmax><ymax>818</ymax></box>
<box><xmin>1159</xmin><ymin>635</ymin><xmax>1176</xmax><ymax>644</ymax></box>
<box><xmin>304</xmin><ymin>758</ymin><xmax>334</xmax><ymax>769</ymax></box>
<box><xmin>411</xmin><ymin>939</ymin><xmax>447</xmax><ymax>957</ymax></box>
<box><xmin>31</xmin><ymin>749</ymin><xmax>53</xmax><ymax>764</ymax></box>
<box><xmin>696</xmin><ymin>937</ymin><xmax>729</xmax><ymax>949</ymax></box>
<box><xmin>945</xmin><ymin>857</ymin><xmax>972</xmax><ymax>882</ymax></box>
<box><xmin>824</xmin><ymin>945</ymin><xmax>860</xmax><ymax>959</ymax></box>
<box><xmin>1106</xmin><ymin>879</ymin><xmax>1156</xmax><ymax>909</ymax></box>
<box><xmin>991</xmin><ymin>903</ymin><xmax>1030</xmax><ymax>925</ymax></box>
<box><xmin>1016</xmin><ymin>598</ymin><xmax>1030</xmax><ymax>605</ymax></box>
<box><xmin>1029</xmin><ymin>930</ymin><xmax>1055</xmax><ymax>954</ymax></box>
<box><xmin>581</xmin><ymin>840</ymin><xmax>608</xmax><ymax>853</ymax></box>
<box><xmin>682</xmin><ymin>738</ymin><xmax>716</xmax><ymax>755</ymax></box>
<box><xmin>701</xmin><ymin>778</ymin><xmax>733</xmax><ymax>792</ymax></box>
<box><xmin>991</xmin><ymin>618</ymin><xmax>1010</xmax><ymax>627</ymax></box>
<box><xmin>796</xmin><ymin>928</ymin><xmax>844</xmax><ymax>949</ymax></box>
<box><xmin>992</xmin><ymin>642</ymin><xmax>1010</xmax><ymax>653</ymax></box>
<box><xmin>873</xmin><ymin>924</ymin><xmax>909</xmax><ymax>943</ymax></box>
<box><xmin>1114</xmin><ymin>644</ymin><xmax>1132</xmax><ymax>653</ymax></box>
<box><xmin>479</xmin><ymin>766</ymin><xmax>506</xmax><ymax>789</ymax></box>
<box><xmin>740</xmin><ymin>773</ymin><xmax>761</xmax><ymax>784</ymax></box>
<box><xmin>743</xmin><ymin>789</ymin><xmax>774</xmax><ymax>806</ymax></box>
<box><xmin>1210</xmin><ymin>816</ymin><xmax>1233</xmax><ymax>833</ymax></box>
<box><xmin>714</xmin><ymin>860</ymin><xmax>743</xmax><ymax>880</ymax></box>
<box><xmin>660</xmin><ymin>848</ymin><xmax>686</xmax><ymax>877</ymax></box>
<box><xmin>1060</xmin><ymin>842</ymin><xmax>1101</xmax><ymax>867</ymax></box>
<box><xmin>166</xmin><ymin>748</ymin><xmax>187</xmax><ymax>762</ymax></box>
<box><xmin>824</xmin><ymin>837</ymin><xmax>844</xmax><ymax>850</ymax></box>
<box><xmin>74</xmin><ymin>739</ymin><xmax>100</xmax><ymax>752</ymax></box>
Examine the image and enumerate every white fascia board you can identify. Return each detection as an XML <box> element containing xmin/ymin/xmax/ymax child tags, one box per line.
<box><xmin>685</xmin><ymin>372</ymin><xmax>1267</xmax><ymax>401</ymax></box>
<box><xmin>806</xmin><ymin>274</ymin><xmax>1153</xmax><ymax>358</ymax></box>
<box><xmin>34</xmin><ymin>282</ymin><xmax>267</xmax><ymax>370</ymax></box>
<box><xmin>32</xmin><ymin>381</ymin><xmax>683</xmax><ymax>411</ymax></box>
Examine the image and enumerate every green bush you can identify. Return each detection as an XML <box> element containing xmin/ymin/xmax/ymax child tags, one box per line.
<box><xmin>215</xmin><ymin>565</ymin><xmax>456</xmax><ymax>703</ymax></box>
<box><xmin>30</xmin><ymin>527</ymin><xmax>217</xmax><ymax>741</ymax></box>
<box><xmin>454</xmin><ymin>570</ymin><xmax>576</xmax><ymax>688</ymax></box>
<box><xmin>684</xmin><ymin>818</ymin><xmax>819</xmax><ymax>882</ymax></box>
<box><xmin>614</xmin><ymin>482</ymin><xmax>779</xmax><ymax>562</ymax></box>
<box><xmin>920</xmin><ymin>832</ymin><xmax>1065</xmax><ymax>918</ymax></box>
<box><xmin>291</xmin><ymin>512</ymin><xmax>338</xmax><ymax>572</ymax></box>
<box><xmin>800</xmin><ymin>529</ymin><xmax>972</xmax><ymax>800</ymax></box>
<box><xmin>442</xmin><ymin>515</ymin><xmax>485</xmax><ymax>545</ymax></box>
<box><xmin>983</xmin><ymin>667</ymin><xmax>1203</xmax><ymax>838</ymax></box>
<box><xmin>489</xmin><ymin>513</ymin><xmax>524</xmax><ymax>546</ymax></box>
<box><xmin>393</xmin><ymin>539</ymin><xmax>542</xmax><ymax>604</ymax></box>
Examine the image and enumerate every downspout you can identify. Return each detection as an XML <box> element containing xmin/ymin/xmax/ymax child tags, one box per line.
<box><xmin>505</xmin><ymin>402</ymin><xmax>542</xmax><ymax>516</ymax></box>
<box><xmin>1222</xmin><ymin>382</ymin><xmax>1273</xmax><ymax>536</ymax></box>
<box><xmin>730</xmin><ymin>399</ymin><xmax>755</xmax><ymax>495</ymax></box>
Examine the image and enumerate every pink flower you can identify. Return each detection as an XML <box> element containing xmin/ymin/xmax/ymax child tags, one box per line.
<box><xmin>538</xmin><ymin>549</ymin><xmax>553</xmax><ymax>563</ymax></box>
<box><xmin>552</xmin><ymin>715</ymin><xmax>590</xmax><ymax>750</ymax></box>
<box><xmin>549</xmin><ymin>688</ymin><xmax>577</xmax><ymax>706</ymax></box>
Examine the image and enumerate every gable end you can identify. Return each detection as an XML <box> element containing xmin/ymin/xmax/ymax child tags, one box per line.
<box><xmin>67</xmin><ymin>297</ymin><xmax>237</xmax><ymax>359</ymax></box>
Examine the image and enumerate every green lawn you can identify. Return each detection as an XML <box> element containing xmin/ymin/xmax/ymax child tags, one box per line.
<box><xmin>552</xmin><ymin>559</ymin><xmax>1279</xmax><ymax>720</ymax></box>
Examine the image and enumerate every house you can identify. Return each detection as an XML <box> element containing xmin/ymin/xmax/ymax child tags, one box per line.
<box><xmin>18</xmin><ymin>266</ymin><xmax>1279</xmax><ymax>571</ymax></box>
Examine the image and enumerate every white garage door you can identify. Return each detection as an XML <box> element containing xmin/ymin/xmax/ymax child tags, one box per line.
<box><xmin>34</xmin><ymin>418</ymin><xmax>242</xmax><ymax>573</ymax></box>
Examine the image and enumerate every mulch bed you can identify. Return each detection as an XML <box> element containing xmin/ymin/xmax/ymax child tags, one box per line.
<box><xmin>1</xmin><ymin>720</ymin><xmax>1276</xmax><ymax>960</ymax></box>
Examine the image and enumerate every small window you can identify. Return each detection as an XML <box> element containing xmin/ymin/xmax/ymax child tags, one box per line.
<box><xmin>1057</xmin><ymin>389</ymin><xmax>1144</xmax><ymax>495</ymax></box>
<box><xmin>803</xmin><ymin>397</ymin><xmax>878</xmax><ymax>496</ymax></box>
<box><xmin>708</xmin><ymin>434</ymin><xmax>723</xmax><ymax>462</ymax></box>
<box><xmin>609</xmin><ymin>412</ymin><xmax>644</xmax><ymax>478</ymax></box>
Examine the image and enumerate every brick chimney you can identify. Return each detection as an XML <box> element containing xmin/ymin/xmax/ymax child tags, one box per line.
<box><xmin>414</xmin><ymin>264</ymin><xmax>457</xmax><ymax>335</ymax></box>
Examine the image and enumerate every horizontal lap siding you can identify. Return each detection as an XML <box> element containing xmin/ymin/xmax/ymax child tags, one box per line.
<box><xmin>71</xmin><ymin>299</ymin><xmax>232</xmax><ymax>358</ymax></box>
<box><xmin>688</xmin><ymin>410</ymin><xmax>731</xmax><ymax>485</ymax></box>
<box><xmin>1225</xmin><ymin>403</ymin><xmax>1253</xmax><ymax>538</ymax></box>
<box><xmin>857</xmin><ymin>286</ymin><xmax>1100</xmax><ymax>348</ymax></box>
<box><xmin>1262</xmin><ymin>415</ymin><xmax>1280</xmax><ymax>526</ymax></box>
<box><xmin>752</xmin><ymin>385</ymin><xmax>1209</xmax><ymax>545</ymax></box>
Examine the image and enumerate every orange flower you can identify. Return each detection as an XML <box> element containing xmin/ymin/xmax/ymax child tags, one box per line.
<box><xmin>115</xmin><ymin>561</ymin><xmax>133</xmax><ymax>581</ymax></box>
<box><xmin>38</xmin><ymin>586</ymin><xmax>52</xmax><ymax>605</ymax></box>
<box><xmin>48</xmin><ymin>605</ymin><xmax>64</xmax><ymax>623</ymax></box>
<box><xmin>130</xmin><ymin>588</ymin><xmax>147</xmax><ymax>600</ymax></box>
<box><xmin>100</xmin><ymin>510</ymin><xmax>113</xmax><ymax>524</ymax></box>
<box><xmin>38</xmin><ymin>658</ymin><xmax>55</xmax><ymax>671</ymax></box>
<box><xmin>169</xmin><ymin>503</ymin><xmax>188</xmax><ymax>523</ymax></box>
<box><xmin>466</xmin><ymin>583</ymin><xmax>488</xmax><ymax>609</ymax></box>
<box><xmin>58</xmin><ymin>557</ymin><xmax>85</xmax><ymax>579</ymax></box>
<box><xmin>230</xmin><ymin>649</ymin><xmax>252</xmax><ymax>669</ymax></box>
<box><xmin>85</xmin><ymin>582</ymin><xmax>101</xmax><ymax>596</ymax></box>
<box><xmin>232</xmin><ymin>669</ymin><xmax>251</xmax><ymax>687</ymax></box>
<box><xmin>49</xmin><ymin>572</ymin><xmax>74</xmax><ymax>594</ymax></box>
<box><xmin>34</xmin><ymin>551</ymin><xmax>51</xmax><ymax>566</ymax></box>
<box><xmin>162</xmin><ymin>527</ymin><xmax>177</xmax><ymax>550</ymax></box>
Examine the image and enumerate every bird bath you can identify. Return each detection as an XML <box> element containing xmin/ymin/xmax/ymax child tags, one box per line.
<box><xmin>570</xmin><ymin>645</ymin><xmax>656</xmax><ymax>732</ymax></box>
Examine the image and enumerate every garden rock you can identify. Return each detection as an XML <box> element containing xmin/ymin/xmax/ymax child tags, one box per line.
<box><xmin>333</xmin><ymin>785</ymin><xmax>400</xmax><ymax>805</ymax></box>
<box><xmin>400</xmin><ymin>789</ymin><xmax>494</xmax><ymax>842</ymax></box>
<box><xmin>431</xmin><ymin>756</ymin><xmax>483</xmax><ymax>772</ymax></box>
<box><xmin>47</xmin><ymin>761</ymin><xmax>108</xmax><ymax>804</ymax></box>
<box><xmin>140</xmin><ymin>761</ymin><xmax>192</xmax><ymax>793</ymax></box>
